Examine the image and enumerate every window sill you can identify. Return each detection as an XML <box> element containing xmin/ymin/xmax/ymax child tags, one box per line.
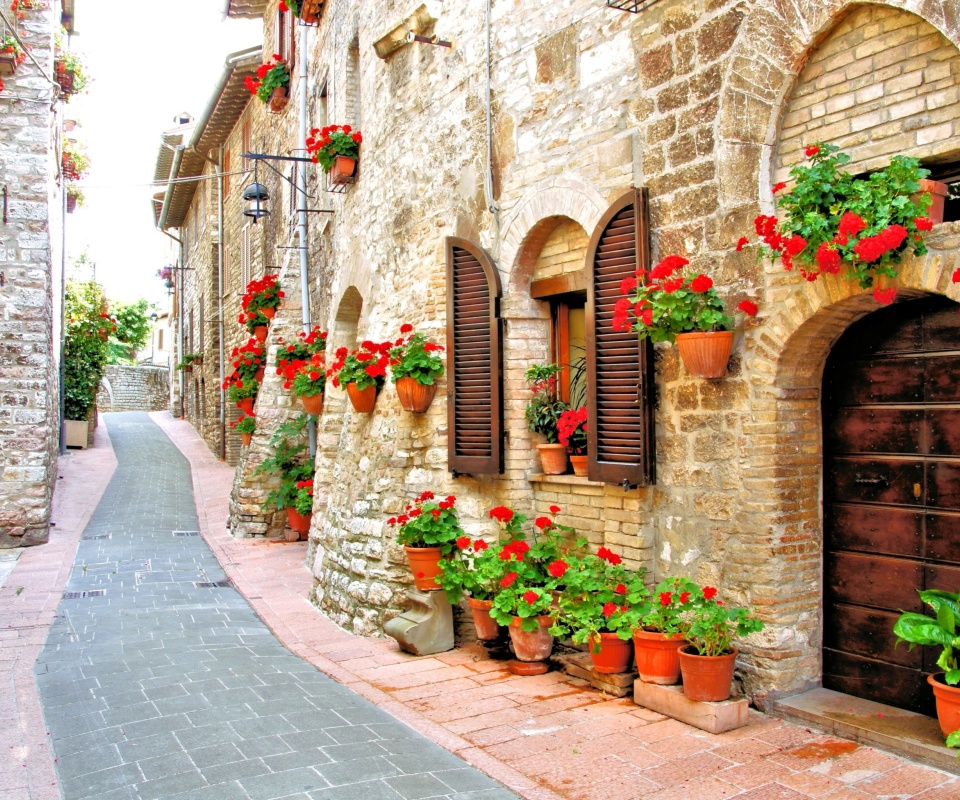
<box><xmin>529</xmin><ymin>473</ymin><xmax>606</xmax><ymax>488</ymax></box>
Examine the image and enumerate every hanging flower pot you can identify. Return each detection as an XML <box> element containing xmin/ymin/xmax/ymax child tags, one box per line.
<box><xmin>261</xmin><ymin>306</ymin><xmax>276</xmax><ymax>320</ymax></box>
<box><xmin>253</xmin><ymin>325</ymin><xmax>268</xmax><ymax>343</ymax></box>
<box><xmin>299</xmin><ymin>392</ymin><xmax>323</xmax><ymax>415</ymax></box>
<box><xmin>240</xmin><ymin>432</ymin><xmax>252</xmax><ymax>447</ymax></box>
<box><xmin>914</xmin><ymin>179</ymin><xmax>950</xmax><ymax>225</ymax></box>
<box><xmin>346</xmin><ymin>382</ymin><xmax>377</xmax><ymax>413</ymax></box>
<box><xmin>404</xmin><ymin>545</ymin><xmax>442</xmax><ymax>591</ymax></box>
<box><xmin>675</xmin><ymin>330</ymin><xmax>733</xmax><ymax>379</ymax></box>
<box><xmin>237</xmin><ymin>397</ymin><xmax>254</xmax><ymax>415</ymax></box>
<box><xmin>330</xmin><ymin>156</ymin><xmax>356</xmax><ymax>184</ymax></box>
<box><xmin>588</xmin><ymin>633</ymin><xmax>634</xmax><ymax>674</ymax></box>
<box><xmin>537</xmin><ymin>443</ymin><xmax>568</xmax><ymax>475</ymax></box>
<box><xmin>678</xmin><ymin>646</ymin><xmax>738</xmax><ymax>702</ymax></box>
<box><xmin>296</xmin><ymin>0</ymin><xmax>324</xmax><ymax>24</ymax></box>
<box><xmin>55</xmin><ymin>60</ymin><xmax>75</xmax><ymax>93</ymax></box>
<box><xmin>66</xmin><ymin>193</ymin><xmax>78</xmax><ymax>213</ymax></box>
<box><xmin>395</xmin><ymin>377</ymin><xmax>436</xmax><ymax>413</ymax></box>
<box><xmin>929</xmin><ymin>674</ymin><xmax>960</xmax><ymax>736</ymax></box>
<box><xmin>569</xmin><ymin>454</ymin><xmax>588</xmax><ymax>477</ymax></box>
<box><xmin>467</xmin><ymin>597</ymin><xmax>500</xmax><ymax>641</ymax></box>
<box><xmin>508</xmin><ymin>616</ymin><xmax>554</xmax><ymax>662</ymax></box>
<box><xmin>633</xmin><ymin>628</ymin><xmax>687</xmax><ymax>685</ymax></box>
<box><xmin>268</xmin><ymin>85</ymin><xmax>289</xmax><ymax>114</ymax></box>
<box><xmin>286</xmin><ymin>507</ymin><xmax>312</xmax><ymax>536</ymax></box>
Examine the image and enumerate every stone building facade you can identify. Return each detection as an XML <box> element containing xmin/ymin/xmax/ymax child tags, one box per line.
<box><xmin>161</xmin><ymin>0</ymin><xmax>960</xmax><ymax>709</ymax></box>
<box><xmin>0</xmin><ymin>2</ymin><xmax>75</xmax><ymax>548</ymax></box>
<box><xmin>96</xmin><ymin>366</ymin><xmax>169</xmax><ymax>413</ymax></box>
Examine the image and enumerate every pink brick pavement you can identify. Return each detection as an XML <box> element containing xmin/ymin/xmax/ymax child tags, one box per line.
<box><xmin>0</xmin><ymin>424</ymin><xmax>117</xmax><ymax>800</ymax></box>
<box><xmin>5</xmin><ymin>413</ymin><xmax>960</xmax><ymax>800</ymax></box>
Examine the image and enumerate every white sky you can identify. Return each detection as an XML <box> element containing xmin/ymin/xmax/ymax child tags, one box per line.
<box><xmin>65</xmin><ymin>2</ymin><xmax>261</xmax><ymax>307</ymax></box>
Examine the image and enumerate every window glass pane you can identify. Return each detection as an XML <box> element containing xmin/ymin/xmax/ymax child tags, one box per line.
<box><xmin>567</xmin><ymin>305</ymin><xmax>586</xmax><ymax>409</ymax></box>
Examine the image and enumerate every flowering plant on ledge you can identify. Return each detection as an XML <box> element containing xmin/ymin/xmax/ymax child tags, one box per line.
<box><xmin>326</xmin><ymin>341</ymin><xmax>391</xmax><ymax>391</ymax></box>
<box><xmin>678</xmin><ymin>584</ymin><xmax>764</xmax><ymax>657</ymax></box>
<box><xmin>244</xmin><ymin>55</ymin><xmax>290</xmax><ymax>105</ymax></box>
<box><xmin>613</xmin><ymin>256</ymin><xmax>758</xmax><ymax>342</ymax></box>
<box><xmin>305</xmin><ymin>124</ymin><xmax>362</xmax><ymax>173</ymax></box>
<box><xmin>524</xmin><ymin>363</ymin><xmax>568</xmax><ymax>444</ymax></box>
<box><xmin>387</xmin><ymin>491</ymin><xmax>465</xmax><ymax>556</ymax></box>
<box><xmin>746</xmin><ymin>143</ymin><xmax>935</xmax><ymax>305</ymax></box>
<box><xmin>240</xmin><ymin>309</ymin><xmax>271</xmax><ymax>334</ymax></box>
<box><xmin>557</xmin><ymin>407</ymin><xmax>587</xmax><ymax>455</ymax></box>
<box><xmin>223</xmin><ymin>374</ymin><xmax>259</xmax><ymax>403</ymax></box>
<box><xmin>230</xmin><ymin>338</ymin><xmax>265</xmax><ymax>381</ymax></box>
<box><xmin>0</xmin><ymin>35</ymin><xmax>26</xmax><ymax>68</ymax></box>
<box><xmin>62</xmin><ymin>139</ymin><xmax>89</xmax><ymax>181</ymax></box>
<box><xmin>289</xmin><ymin>353</ymin><xmax>326</xmax><ymax>397</ymax></box>
<box><xmin>242</xmin><ymin>274</ymin><xmax>283</xmax><ymax>315</ymax></box>
<box><xmin>389</xmin><ymin>325</ymin><xmax>445</xmax><ymax>385</ymax></box>
<box><xmin>621</xmin><ymin>576</ymin><xmax>699</xmax><ymax>635</ymax></box>
<box><xmin>230</xmin><ymin>414</ymin><xmax>256</xmax><ymax>435</ymax></box>
<box><xmin>275</xmin><ymin>325</ymin><xmax>327</xmax><ymax>375</ymax></box>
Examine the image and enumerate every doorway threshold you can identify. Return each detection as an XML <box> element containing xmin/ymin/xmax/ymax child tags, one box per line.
<box><xmin>773</xmin><ymin>687</ymin><xmax>959</xmax><ymax>775</ymax></box>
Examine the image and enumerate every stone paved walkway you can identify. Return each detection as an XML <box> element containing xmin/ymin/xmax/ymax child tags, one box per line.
<box><xmin>33</xmin><ymin>413</ymin><xmax>517</xmax><ymax>800</ymax></box>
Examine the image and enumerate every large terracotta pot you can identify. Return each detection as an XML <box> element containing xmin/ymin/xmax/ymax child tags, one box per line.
<box><xmin>404</xmin><ymin>545</ymin><xmax>443</xmax><ymax>591</ymax></box>
<box><xmin>588</xmin><ymin>633</ymin><xmax>634</xmax><ymax>674</ymax></box>
<box><xmin>346</xmin><ymin>382</ymin><xmax>377</xmax><ymax>413</ymax></box>
<box><xmin>253</xmin><ymin>325</ymin><xmax>268</xmax><ymax>343</ymax></box>
<box><xmin>240</xmin><ymin>432</ymin><xmax>252</xmax><ymax>446</ymax></box>
<box><xmin>675</xmin><ymin>331</ymin><xmax>733</xmax><ymax>379</ymax></box>
<box><xmin>678</xmin><ymin>646</ymin><xmax>737</xmax><ymax>702</ymax></box>
<box><xmin>268</xmin><ymin>86</ymin><xmax>289</xmax><ymax>113</ymax></box>
<box><xmin>395</xmin><ymin>377</ymin><xmax>436</xmax><ymax>413</ymax></box>
<box><xmin>537</xmin><ymin>443</ymin><xmax>568</xmax><ymax>475</ymax></box>
<box><xmin>261</xmin><ymin>306</ymin><xmax>276</xmax><ymax>319</ymax></box>
<box><xmin>508</xmin><ymin>616</ymin><xmax>554</xmax><ymax>662</ymax></box>
<box><xmin>330</xmin><ymin>156</ymin><xmax>356</xmax><ymax>184</ymax></box>
<box><xmin>297</xmin><ymin>0</ymin><xmax>324</xmax><ymax>24</ymax></box>
<box><xmin>237</xmin><ymin>397</ymin><xmax>254</xmax><ymax>415</ymax></box>
<box><xmin>467</xmin><ymin>597</ymin><xmax>500</xmax><ymax>641</ymax></box>
<box><xmin>915</xmin><ymin>179</ymin><xmax>949</xmax><ymax>225</ymax></box>
<box><xmin>929</xmin><ymin>674</ymin><xmax>960</xmax><ymax>736</ymax></box>
<box><xmin>300</xmin><ymin>392</ymin><xmax>324</xmax><ymax>415</ymax></box>
<box><xmin>286</xmin><ymin>507</ymin><xmax>312</xmax><ymax>537</ymax></box>
<box><xmin>633</xmin><ymin>628</ymin><xmax>687</xmax><ymax>685</ymax></box>
<box><xmin>570</xmin><ymin>454</ymin><xmax>588</xmax><ymax>477</ymax></box>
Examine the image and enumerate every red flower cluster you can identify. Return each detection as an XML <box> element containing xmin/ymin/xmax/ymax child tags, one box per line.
<box><xmin>500</xmin><ymin>572</ymin><xmax>518</xmax><ymax>588</ymax></box>
<box><xmin>702</xmin><ymin>586</ymin><xmax>717</xmax><ymax>600</ymax></box>
<box><xmin>853</xmin><ymin>224</ymin><xmax>908</xmax><ymax>264</ymax></box>
<box><xmin>10</xmin><ymin>0</ymin><xmax>46</xmax><ymax>20</ymax></box>
<box><xmin>326</xmin><ymin>340</ymin><xmax>392</xmax><ymax>388</ymax></box>
<box><xmin>522</xmin><ymin>590</ymin><xmax>539</xmax><ymax>605</ymax></box>
<box><xmin>231</xmin><ymin>338</ymin><xmax>265</xmax><ymax>375</ymax></box>
<box><xmin>596</xmin><ymin>547</ymin><xmax>622</xmax><ymax>566</ymax></box>
<box><xmin>557</xmin><ymin>407</ymin><xmax>588</xmax><ymax>453</ymax></box>
<box><xmin>241</xmin><ymin>274</ymin><xmax>283</xmax><ymax>313</ymax></box>
<box><xmin>489</xmin><ymin>506</ymin><xmax>514</xmax><ymax>523</ymax></box>
<box><xmin>295</xmin><ymin>479</ymin><xmax>314</xmax><ymax>496</ymax></box>
<box><xmin>498</xmin><ymin>540</ymin><xmax>530</xmax><ymax>562</ymax></box>
<box><xmin>244</xmin><ymin>55</ymin><xmax>285</xmax><ymax>98</ymax></box>
<box><xmin>305</xmin><ymin>124</ymin><xmax>363</xmax><ymax>165</ymax></box>
<box><xmin>547</xmin><ymin>560</ymin><xmax>568</xmax><ymax>578</ymax></box>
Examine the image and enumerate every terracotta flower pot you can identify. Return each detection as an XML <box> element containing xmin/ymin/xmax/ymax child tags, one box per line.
<box><xmin>395</xmin><ymin>377</ymin><xmax>436</xmax><ymax>413</ymax></box>
<box><xmin>914</xmin><ymin>179</ymin><xmax>949</xmax><ymax>225</ymax></box>
<box><xmin>678</xmin><ymin>645</ymin><xmax>737</xmax><ymax>702</ymax></box>
<box><xmin>268</xmin><ymin>86</ymin><xmax>289</xmax><ymax>113</ymax></box>
<box><xmin>569</xmin><ymin>454</ymin><xmax>588</xmax><ymax>477</ymax></box>
<box><xmin>675</xmin><ymin>330</ymin><xmax>733</xmax><ymax>379</ymax></box>
<box><xmin>508</xmin><ymin>616</ymin><xmax>554</xmax><ymax>662</ymax></box>
<box><xmin>66</xmin><ymin>194</ymin><xmax>77</xmax><ymax>213</ymax></box>
<box><xmin>330</xmin><ymin>155</ymin><xmax>356</xmax><ymax>184</ymax></box>
<box><xmin>467</xmin><ymin>597</ymin><xmax>500</xmax><ymax>641</ymax></box>
<box><xmin>297</xmin><ymin>0</ymin><xmax>324</xmax><ymax>24</ymax></box>
<box><xmin>929</xmin><ymin>673</ymin><xmax>960</xmax><ymax>736</ymax></box>
<box><xmin>240</xmin><ymin>432</ymin><xmax>252</xmax><ymax>446</ymax></box>
<box><xmin>237</xmin><ymin>397</ymin><xmax>254</xmax><ymax>415</ymax></box>
<box><xmin>633</xmin><ymin>628</ymin><xmax>687</xmax><ymax>685</ymax></box>
<box><xmin>254</xmin><ymin>367</ymin><xmax>265</xmax><ymax>382</ymax></box>
<box><xmin>588</xmin><ymin>633</ymin><xmax>634</xmax><ymax>674</ymax></box>
<box><xmin>253</xmin><ymin>325</ymin><xmax>268</xmax><ymax>343</ymax></box>
<box><xmin>300</xmin><ymin>392</ymin><xmax>324</xmax><ymax>415</ymax></box>
<box><xmin>537</xmin><ymin>443</ymin><xmax>568</xmax><ymax>475</ymax></box>
<box><xmin>404</xmin><ymin>545</ymin><xmax>443</xmax><ymax>591</ymax></box>
<box><xmin>261</xmin><ymin>306</ymin><xmax>276</xmax><ymax>319</ymax></box>
<box><xmin>286</xmin><ymin>507</ymin><xmax>312</xmax><ymax>536</ymax></box>
<box><xmin>346</xmin><ymin>382</ymin><xmax>377</xmax><ymax>413</ymax></box>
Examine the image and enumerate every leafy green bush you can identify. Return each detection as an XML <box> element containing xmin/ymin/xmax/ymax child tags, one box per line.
<box><xmin>63</xmin><ymin>281</ymin><xmax>109</xmax><ymax>420</ymax></box>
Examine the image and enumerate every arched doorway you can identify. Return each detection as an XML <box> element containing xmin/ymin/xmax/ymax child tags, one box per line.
<box><xmin>822</xmin><ymin>295</ymin><xmax>960</xmax><ymax>716</ymax></box>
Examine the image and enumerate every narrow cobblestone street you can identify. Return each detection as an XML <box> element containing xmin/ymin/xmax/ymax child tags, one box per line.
<box><xmin>2</xmin><ymin>412</ymin><xmax>960</xmax><ymax>800</ymax></box>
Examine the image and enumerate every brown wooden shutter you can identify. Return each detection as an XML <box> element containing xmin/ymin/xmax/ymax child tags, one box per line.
<box><xmin>585</xmin><ymin>188</ymin><xmax>655</xmax><ymax>487</ymax></box>
<box><xmin>446</xmin><ymin>237</ymin><xmax>503</xmax><ymax>476</ymax></box>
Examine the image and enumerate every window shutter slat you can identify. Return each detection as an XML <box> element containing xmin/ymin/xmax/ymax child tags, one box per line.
<box><xmin>446</xmin><ymin>237</ymin><xmax>503</xmax><ymax>476</ymax></box>
<box><xmin>585</xmin><ymin>188</ymin><xmax>655</xmax><ymax>487</ymax></box>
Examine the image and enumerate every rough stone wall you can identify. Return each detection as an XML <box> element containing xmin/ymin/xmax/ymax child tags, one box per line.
<box><xmin>0</xmin><ymin>4</ymin><xmax>62</xmax><ymax>548</ymax></box>
<box><xmin>214</xmin><ymin>0</ymin><xmax>960</xmax><ymax>703</ymax></box>
<box><xmin>96</xmin><ymin>366</ymin><xmax>170</xmax><ymax>412</ymax></box>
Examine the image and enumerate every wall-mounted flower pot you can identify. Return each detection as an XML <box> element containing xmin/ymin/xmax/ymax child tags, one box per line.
<box><xmin>0</xmin><ymin>53</ymin><xmax>18</xmax><ymax>76</ymax></box>
<box><xmin>66</xmin><ymin>194</ymin><xmax>77</xmax><ymax>213</ymax></box>
<box><xmin>237</xmin><ymin>397</ymin><xmax>254</xmax><ymax>415</ymax></box>
<box><xmin>253</xmin><ymin>325</ymin><xmax>268</xmax><ymax>342</ymax></box>
<box><xmin>914</xmin><ymin>179</ymin><xmax>949</xmax><ymax>225</ymax></box>
<box><xmin>537</xmin><ymin>443</ymin><xmax>568</xmax><ymax>475</ymax></box>
<box><xmin>395</xmin><ymin>377</ymin><xmax>435</xmax><ymax>413</ymax></box>
<box><xmin>346</xmin><ymin>382</ymin><xmax>377</xmax><ymax>413</ymax></box>
<box><xmin>55</xmin><ymin>60</ymin><xmax>75</xmax><ymax>94</ymax></box>
<box><xmin>300</xmin><ymin>392</ymin><xmax>324</xmax><ymax>415</ymax></box>
<box><xmin>675</xmin><ymin>330</ymin><xmax>733</xmax><ymax>379</ymax></box>
<box><xmin>404</xmin><ymin>545</ymin><xmax>442</xmax><ymax>591</ymax></box>
<box><xmin>330</xmin><ymin>156</ymin><xmax>356</xmax><ymax>184</ymax></box>
<box><xmin>297</xmin><ymin>0</ymin><xmax>324</xmax><ymax>24</ymax></box>
<box><xmin>678</xmin><ymin>645</ymin><xmax>737</xmax><ymax>702</ymax></box>
<box><xmin>261</xmin><ymin>306</ymin><xmax>276</xmax><ymax>320</ymax></box>
<box><xmin>240</xmin><ymin>432</ymin><xmax>252</xmax><ymax>446</ymax></box>
<box><xmin>268</xmin><ymin>86</ymin><xmax>289</xmax><ymax>114</ymax></box>
<box><xmin>569</xmin><ymin>454</ymin><xmax>588</xmax><ymax>476</ymax></box>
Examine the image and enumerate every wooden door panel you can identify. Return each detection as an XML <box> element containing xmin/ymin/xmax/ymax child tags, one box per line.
<box><xmin>929</xmin><ymin>410</ymin><xmax>960</xmax><ymax>457</ymax></box>
<box><xmin>924</xmin><ymin>563</ymin><xmax>960</xmax><ymax>594</ymax></box>
<box><xmin>824</xmin><ymin>503</ymin><xmax>922</xmax><ymax>558</ymax></box>
<box><xmin>923</xmin><ymin>303</ymin><xmax>960</xmax><ymax>351</ymax></box>
<box><xmin>823</xmin><ymin>603</ymin><xmax>921</xmax><ymax>668</ymax></box>
<box><xmin>824</xmin><ymin>359</ymin><xmax>923</xmax><ymax>405</ymax></box>
<box><xmin>826</xmin><ymin>458</ymin><xmax>924</xmax><ymax>506</ymax></box>
<box><xmin>824</xmin><ymin>408</ymin><xmax>922</xmax><ymax>455</ymax></box>
<box><xmin>928</xmin><ymin>462</ymin><xmax>960</xmax><ymax>511</ymax></box>
<box><xmin>824</xmin><ymin>552</ymin><xmax>923</xmax><ymax>611</ymax></box>
<box><xmin>823</xmin><ymin>649</ymin><xmax>934</xmax><ymax>716</ymax></box>
<box><xmin>926</xmin><ymin>513</ymin><xmax>960</xmax><ymax>564</ymax></box>
<box><xmin>835</xmin><ymin>307</ymin><xmax>923</xmax><ymax>356</ymax></box>
<box><xmin>925</xmin><ymin>357</ymin><xmax>960</xmax><ymax>403</ymax></box>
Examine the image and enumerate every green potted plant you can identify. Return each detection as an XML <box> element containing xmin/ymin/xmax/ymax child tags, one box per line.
<box><xmin>61</xmin><ymin>139</ymin><xmax>90</xmax><ymax>182</ymax></box>
<box><xmin>388</xmin><ymin>325</ymin><xmax>445</xmax><ymax>413</ymax></box>
<box><xmin>524</xmin><ymin>363</ymin><xmax>569</xmax><ymax>475</ymax></box>
<box><xmin>63</xmin><ymin>281</ymin><xmax>109</xmax><ymax>448</ymax></box>
<box><xmin>556</xmin><ymin>407</ymin><xmax>588</xmax><ymax>476</ymax></box>
<box><xmin>0</xmin><ymin>34</ymin><xmax>26</xmax><ymax>75</ymax></box>
<box><xmin>745</xmin><ymin>142</ymin><xmax>938</xmax><ymax>305</ymax></box>
<box><xmin>175</xmin><ymin>352</ymin><xmax>204</xmax><ymax>372</ymax></box>
<box><xmin>224</xmin><ymin>373</ymin><xmax>259</xmax><ymax>414</ymax></box>
<box><xmin>242</xmin><ymin>274</ymin><xmax>283</xmax><ymax>320</ymax></box>
<box><xmin>230</xmin><ymin>338</ymin><xmax>265</xmax><ymax>382</ymax></box>
<box><xmin>231</xmin><ymin>413</ymin><xmax>256</xmax><ymax>446</ymax></box>
<box><xmin>554</xmin><ymin>549</ymin><xmax>650</xmax><ymax>674</ymax></box>
<box><xmin>66</xmin><ymin>185</ymin><xmax>84</xmax><ymax>213</ymax></box>
<box><xmin>290</xmin><ymin>353</ymin><xmax>326</xmax><ymax>415</ymax></box>
<box><xmin>305</xmin><ymin>124</ymin><xmax>362</xmax><ymax>184</ymax></box>
<box><xmin>326</xmin><ymin>341</ymin><xmax>390</xmax><ymax>413</ymax></box>
<box><xmin>894</xmin><ymin>589</ymin><xmax>960</xmax><ymax>741</ymax></box>
<box><xmin>239</xmin><ymin>309</ymin><xmax>271</xmax><ymax>342</ymax></box>
<box><xmin>387</xmin><ymin>492</ymin><xmax>466</xmax><ymax>592</ymax></box>
<box><xmin>279</xmin><ymin>0</ymin><xmax>324</xmax><ymax>24</ymax></box>
<box><xmin>255</xmin><ymin>416</ymin><xmax>314</xmax><ymax>540</ymax></box>
<box><xmin>676</xmin><ymin>584</ymin><xmax>764</xmax><ymax>702</ymax></box>
<box><xmin>614</xmin><ymin>255</ymin><xmax>758</xmax><ymax>379</ymax></box>
<box><xmin>244</xmin><ymin>56</ymin><xmax>291</xmax><ymax>113</ymax></box>
<box><xmin>55</xmin><ymin>49</ymin><xmax>88</xmax><ymax>97</ymax></box>
<box><xmin>438</xmin><ymin>536</ymin><xmax>510</xmax><ymax>641</ymax></box>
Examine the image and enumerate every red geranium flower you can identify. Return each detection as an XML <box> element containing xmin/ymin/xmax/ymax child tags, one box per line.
<box><xmin>549</xmin><ymin>505</ymin><xmax>561</xmax><ymax>514</ymax></box>
<box><xmin>523</xmin><ymin>590</ymin><xmax>539</xmax><ymax>605</ymax></box>
<box><xmin>534</xmin><ymin>516</ymin><xmax>552</xmax><ymax>530</ymax></box>
<box><xmin>702</xmin><ymin>586</ymin><xmax>717</xmax><ymax>600</ymax></box>
<box><xmin>736</xmin><ymin>236</ymin><xmax>749</xmax><ymax>252</ymax></box>
<box><xmin>689</xmin><ymin>274</ymin><xmax>713</xmax><ymax>293</ymax></box>
<box><xmin>602</xmin><ymin>602</ymin><xmax>617</xmax><ymax>618</ymax></box>
<box><xmin>456</xmin><ymin>536</ymin><xmax>471</xmax><ymax>550</ymax></box>
<box><xmin>737</xmin><ymin>299</ymin><xmax>758</xmax><ymax>316</ymax></box>
<box><xmin>547</xmin><ymin>560</ymin><xmax>568</xmax><ymax>578</ymax></box>
<box><xmin>473</xmin><ymin>539</ymin><xmax>488</xmax><ymax>551</ymax></box>
<box><xmin>489</xmin><ymin>506</ymin><xmax>514</xmax><ymax>523</ymax></box>
<box><xmin>873</xmin><ymin>287</ymin><xmax>897</xmax><ymax>305</ymax></box>
<box><xmin>500</xmin><ymin>572</ymin><xmax>518</xmax><ymax>588</ymax></box>
<box><xmin>659</xmin><ymin>591</ymin><xmax>672</xmax><ymax>607</ymax></box>
<box><xmin>805</xmin><ymin>145</ymin><xmax>820</xmax><ymax>158</ymax></box>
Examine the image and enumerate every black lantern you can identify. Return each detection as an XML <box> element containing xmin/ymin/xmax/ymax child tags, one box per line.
<box><xmin>242</xmin><ymin>181</ymin><xmax>270</xmax><ymax>222</ymax></box>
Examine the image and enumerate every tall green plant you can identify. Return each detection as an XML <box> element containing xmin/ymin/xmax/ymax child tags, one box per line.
<box><xmin>107</xmin><ymin>298</ymin><xmax>152</xmax><ymax>364</ymax></box>
<box><xmin>254</xmin><ymin>415</ymin><xmax>314</xmax><ymax>512</ymax></box>
<box><xmin>63</xmin><ymin>281</ymin><xmax>109</xmax><ymax>420</ymax></box>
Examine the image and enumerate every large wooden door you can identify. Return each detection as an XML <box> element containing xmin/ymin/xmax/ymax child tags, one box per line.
<box><xmin>823</xmin><ymin>295</ymin><xmax>960</xmax><ymax>716</ymax></box>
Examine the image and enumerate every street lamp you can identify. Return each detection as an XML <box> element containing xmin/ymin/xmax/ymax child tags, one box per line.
<box><xmin>242</xmin><ymin>180</ymin><xmax>270</xmax><ymax>222</ymax></box>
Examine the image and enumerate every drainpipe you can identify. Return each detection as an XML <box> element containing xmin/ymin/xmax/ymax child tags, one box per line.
<box><xmin>159</xmin><ymin>229</ymin><xmax>184</xmax><ymax>417</ymax></box>
<box><xmin>298</xmin><ymin>20</ymin><xmax>316</xmax><ymax>458</ymax></box>
<box><xmin>484</xmin><ymin>0</ymin><xmax>499</xmax><ymax>239</ymax></box>
<box><xmin>58</xmin><ymin>157</ymin><xmax>67</xmax><ymax>455</ymax></box>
